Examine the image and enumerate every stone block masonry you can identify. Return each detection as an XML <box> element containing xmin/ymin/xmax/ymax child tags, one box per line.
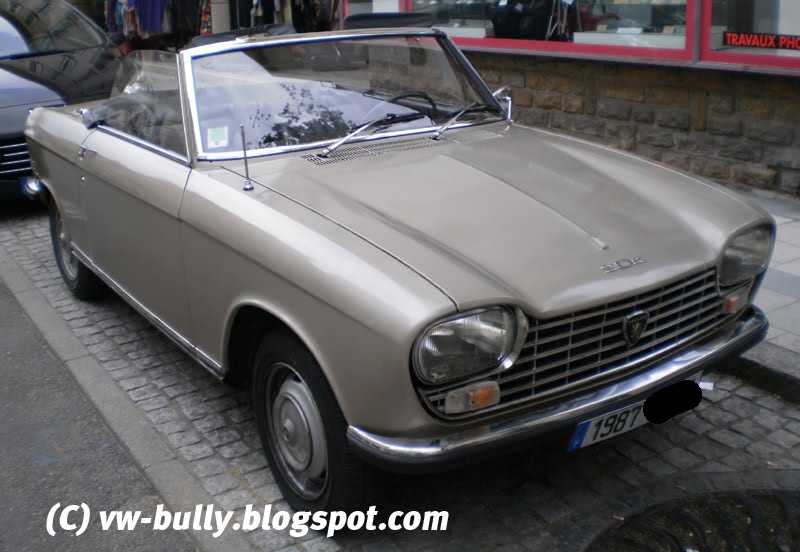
<box><xmin>465</xmin><ymin>54</ymin><xmax>800</xmax><ymax>198</ymax></box>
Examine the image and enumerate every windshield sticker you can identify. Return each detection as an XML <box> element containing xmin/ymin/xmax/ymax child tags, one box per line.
<box><xmin>208</xmin><ymin>127</ymin><xmax>229</xmax><ymax>148</ymax></box>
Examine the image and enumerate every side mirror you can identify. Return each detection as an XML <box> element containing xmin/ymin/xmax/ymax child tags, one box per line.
<box><xmin>492</xmin><ymin>86</ymin><xmax>513</xmax><ymax>121</ymax></box>
<box><xmin>79</xmin><ymin>105</ymin><xmax>107</xmax><ymax>129</ymax></box>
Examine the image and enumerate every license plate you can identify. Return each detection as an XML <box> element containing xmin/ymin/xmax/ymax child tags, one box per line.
<box><xmin>568</xmin><ymin>401</ymin><xmax>648</xmax><ymax>451</ymax></box>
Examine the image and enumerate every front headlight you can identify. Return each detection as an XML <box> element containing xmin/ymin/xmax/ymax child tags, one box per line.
<box><xmin>413</xmin><ymin>306</ymin><xmax>528</xmax><ymax>385</ymax></box>
<box><xmin>720</xmin><ymin>225</ymin><xmax>774</xmax><ymax>286</ymax></box>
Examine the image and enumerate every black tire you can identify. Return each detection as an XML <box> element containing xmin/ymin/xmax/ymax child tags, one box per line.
<box><xmin>252</xmin><ymin>329</ymin><xmax>383</xmax><ymax>512</ymax></box>
<box><xmin>48</xmin><ymin>200</ymin><xmax>105</xmax><ymax>300</ymax></box>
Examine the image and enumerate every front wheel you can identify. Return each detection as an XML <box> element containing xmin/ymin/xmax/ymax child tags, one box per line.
<box><xmin>49</xmin><ymin>200</ymin><xmax>105</xmax><ymax>300</ymax></box>
<box><xmin>252</xmin><ymin>330</ymin><xmax>382</xmax><ymax>511</ymax></box>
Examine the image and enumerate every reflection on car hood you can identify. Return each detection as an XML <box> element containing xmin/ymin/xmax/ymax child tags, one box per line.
<box><xmin>0</xmin><ymin>44</ymin><xmax>120</xmax><ymax>106</ymax></box>
<box><xmin>244</xmin><ymin>124</ymin><xmax>764</xmax><ymax>315</ymax></box>
<box><xmin>0</xmin><ymin>66</ymin><xmax>61</xmax><ymax>107</ymax></box>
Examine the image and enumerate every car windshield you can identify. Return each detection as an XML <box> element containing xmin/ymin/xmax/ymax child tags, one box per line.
<box><xmin>189</xmin><ymin>34</ymin><xmax>501</xmax><ymax>157</ymax></box>
<box><xmin>0</xmin><ymin>0</ymin><xmax>106</xmax><ymax>60</ymax></box>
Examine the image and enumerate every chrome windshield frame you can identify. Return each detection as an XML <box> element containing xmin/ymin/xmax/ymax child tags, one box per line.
<box><xmin>178</xmin><ymin>29</ymin><xmax>503</xmax><ymax>162</ymax></box>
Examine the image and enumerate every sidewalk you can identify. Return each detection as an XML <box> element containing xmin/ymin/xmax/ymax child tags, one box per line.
<box><xmin>0</xmin><ymin>277</ymin><xmax>195</xmax><ymax>552</ymax></box>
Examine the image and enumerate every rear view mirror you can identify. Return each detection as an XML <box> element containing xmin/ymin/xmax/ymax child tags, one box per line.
<box><xmin>492</xmin><ymin>86</ymin><xmax>512</xmax><ymax>120</ymax></box>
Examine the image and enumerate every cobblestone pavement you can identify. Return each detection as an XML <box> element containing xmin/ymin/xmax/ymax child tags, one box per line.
<box><xmin>586</xmin><ymin>490</ymin><xmax>800</xmax><ymax>551</ymax></box>
<box><xmin>2</xmin><ymin>203</ymin><xmax>800</xmax><ymax>552</ymax></box>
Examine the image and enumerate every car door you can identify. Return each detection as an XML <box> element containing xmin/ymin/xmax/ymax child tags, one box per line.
<box><xmin>79</xmin><ymin>51</ymin><xmax>194</xmax><ymax>345</ymax></box>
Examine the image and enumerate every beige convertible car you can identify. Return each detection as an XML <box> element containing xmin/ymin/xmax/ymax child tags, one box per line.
<box><xmin>26</xmin><ymin>28</ymin><xmax>774</xmax><ymax>511</ymax></box>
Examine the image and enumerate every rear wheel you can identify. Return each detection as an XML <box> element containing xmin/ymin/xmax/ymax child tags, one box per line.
<box><xmin>252</xmin><ymin>330</ymin><xmax>382</xmax><ymax>511</ymax></box>
<box><xmin>49</xmin><ymin>201</ymin><xmax>105</xmax><ymax>300</ymax></box>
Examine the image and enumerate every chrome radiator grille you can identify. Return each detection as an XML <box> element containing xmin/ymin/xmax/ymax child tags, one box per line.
<box><xmin>421</xmin><ymin>268</ymin><xmax>738</xmax><ymax>420</ymax></box>
<box><xmin>0</xmin><ymin>137</ymin><xmax>32</xmax><ymax>178</ymax></box>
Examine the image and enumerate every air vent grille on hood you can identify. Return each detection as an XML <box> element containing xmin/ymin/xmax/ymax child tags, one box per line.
<box><xmin>301</xmin><ymin>129</ymin><xmax>500</xmax><ymax>166</ymax></box>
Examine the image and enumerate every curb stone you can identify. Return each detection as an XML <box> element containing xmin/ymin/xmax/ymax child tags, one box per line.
<box><xmin>0</xmin><ymin>243</ymin><xmax>257</xmax><ymax>552</ymax></box>
<box><xmin>721</xmin><ymin>343</ymin><xmax>800</xmax><ymax>404</ymax></box>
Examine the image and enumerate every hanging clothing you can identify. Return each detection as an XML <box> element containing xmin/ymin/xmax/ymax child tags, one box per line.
<box><xmin>200</xmin><ymin>0</ymin><xmax>213</xmax><ymax>34</ymax></box>
<box><xmin>128</xmin><ymin>0</ymin><xmax>172</xmax><ymax>33</ymax></box>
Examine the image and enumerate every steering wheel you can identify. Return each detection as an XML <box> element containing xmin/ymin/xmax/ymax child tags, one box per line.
<box><xmin>357</xmin><ymin>90</ymin><xmax>439</xmax><ymax>126</ymax></box>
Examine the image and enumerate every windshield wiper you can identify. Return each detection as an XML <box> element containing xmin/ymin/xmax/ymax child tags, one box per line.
<box><xmin>319</xmin><ymin>112</ymin><xmax>424</xmax><ymax>158</ymax></box>
<box><xmin>432</xmin><ymin>102</ymin><xmax>503</xmax><ymax>140</ymax></box>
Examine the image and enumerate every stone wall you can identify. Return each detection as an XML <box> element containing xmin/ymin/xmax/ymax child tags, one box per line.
<box><xmin>465</xmin><ymin>53</ymin><xmax>800</xmax><ymax>198</ymax></box>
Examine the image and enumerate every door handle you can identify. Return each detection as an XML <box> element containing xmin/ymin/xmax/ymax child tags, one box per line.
<box><xmin>78</xmin><ymin>145</ymin><xmax>97</xmax><ymax>159</ymax></box>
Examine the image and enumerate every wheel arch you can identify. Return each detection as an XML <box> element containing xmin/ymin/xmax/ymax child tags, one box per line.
<box><xmin>223</xmin><ymin>301</ymin><xmax>329</xmax><ymax>393</ymax></box>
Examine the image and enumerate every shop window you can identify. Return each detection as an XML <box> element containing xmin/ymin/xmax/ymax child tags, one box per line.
<box><xmin>406</xmin><ymin>0</ymin><xmax>688</xmax><ymax>48</ymax></box>
<box><xmin>708</xmin><ymin>0</ymin><xmax>800</xmax><ymax>58</ymax></box>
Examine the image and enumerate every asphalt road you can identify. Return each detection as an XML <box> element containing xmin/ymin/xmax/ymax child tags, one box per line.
<box><xmin>0</xmin><ymin>269</ymin><xmax>197</xmax><ymax>551</ymax></box>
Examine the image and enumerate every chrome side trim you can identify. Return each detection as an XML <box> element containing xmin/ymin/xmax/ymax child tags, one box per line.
<box><xmin>71</xmin><ymin>244</ymin><xmax>224</xmax><ymax>378</ymax></box>
<box><xmin>96</xmin><ymin>125</ymin><xmax>191</xmax><ymax>166</ymax></box>
<box><xmin>347</xmin><ymin>307</ymin><xmax>767</xmax><ymax>462</ymax></box>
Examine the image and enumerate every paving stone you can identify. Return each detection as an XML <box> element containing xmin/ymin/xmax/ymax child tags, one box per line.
<box><xmin>254</xmin><ymin>484</ymin><xmax>283</xmax><ymax>504</ymax></box>
<box><xmin>786</xmin><ymin>420</ymin><xmax>800</xmax><ymax>437</ymax></box>
<box><xmin>178</xmin><ymin>442</ymin><xmax>214</xmax><ymax>462</ymax></box>
<box><xmin>118</xmin><ymin>377</ymin><xmax>148</xmax><ymax>391</ymax></box>
<box><xmin>232</xmin><ymin>451</ymin><xmax>268</xmax><ymax>474</ymax></box>
<box><xmin>136</xmin><ymin>395</ymin><xmax>170</xmax><ymax>411</ymax></box>
<box><xmin>708</xmin><ymin>429</ymin><xmax>751</xmax><ymax>449</ymax></box>
<box><xmin>207</xmin><ymin>428</ymin><xmax>241</xmax><ymax>447</ymax></box>
<box><xmin>679</xmin><ymin>414</ymin><xmax>714</xmax><ymax>435</ymax></box>
<box><xmin>128</xmin><ymin>384</ymin><xmax>161</xmax><ymax>402</ymax></box>
<box><xmin>157</xmin><ymin>420</ymin><xmax>191</xmax><ymax>435</ymax></box>
<box><xmin>661</xmin><ymin>447</ymin><xmax>702</xmax><ymax>470</ymax></box>
<box><xmin>698</xmin><ymin>407</ymin><xmax>739</xmax><ymax>426</ymax></box>
<box><xmin>640</xmin><ymin>456</ymin><xmax>677</xmax><ymax>478</ymax></box>
<box><xmin>218</xmin><ymin>441</ymin><xmax>251</xmax><ymax>459</ymax></box>
<box><xmin>720</xmin><ymin>451</ymin><xmax>763</xmax><ymax>470</ymax></box>
<box><xmin>768</xmin><ymin>429</ymin><xmax>800</xmax><ymax>449</ymax></box>
<box><xmin>730</xmin><ymin>419</ymin><xmax>764</xmax><ymax>439</ymax></box>
<box><xmin>216</xmin><ymin>489</ymin><xmax>256</xmax><ymax>511</ymax></box>
<box><xmin>202</xmin><ymin>473</ymin><xmax>240</xmax><ymax>495</ymax></box>
<box><xmin>753</xmin><ymin>408</ymin><xmax>788</xmax><ymax>431</ymax></box>
<box><xmin>166</xmin><ymin>430</ymin><xmax>202</xmax><ymax>448</ymax></box>
<box><xmin>146</xmin><ymin>407</ymin><xmax>181</xmax><ymax>425</ymax></box>
<box><xmin>192</xmin><ymin>456</ymin><xmax>229</xmax><ymax>477</ymax></box>
<box><xmin>249</xmin><ymin>526</ymin><xmax>295</xmax><ymax>552</ymax></box>
<box><xmin>195</xmin><ymin>414</ymin><xmax>227</xmax><ymax>433</ymax></box>
<box><xmin>245</xmin><ymin>469</ymin><xmax>275</xmax><ymax>488</ymax></box>
<box><xmin>719</xmin><ymin>396</ymin><xmax>760</xmax><ymax>418</ymax></box>
<box><xmin>746</xmin><ymin>440</ymin><xmax>786</xmax><ymax>459</ymax></box>
<box><xmin>229</xmin><ymin>406</ymin><xmax>255</xmax><ymax>423</ymax></box>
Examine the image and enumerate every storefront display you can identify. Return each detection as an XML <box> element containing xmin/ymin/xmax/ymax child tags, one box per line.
<box><xmin>704</xmin><ymin>0</ymin><xmax>800</xmax><ymax>67</ymax></box>
<box><xmin>339</xmin><ymin>0</ymin><xmax>799</xmax><ymax>72</ymax></box>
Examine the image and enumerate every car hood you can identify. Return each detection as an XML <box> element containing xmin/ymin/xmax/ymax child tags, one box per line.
<box><xmin>241</xmin><ymin>124</ymin><xmax>766</xmax><ymax>316</ymax></box>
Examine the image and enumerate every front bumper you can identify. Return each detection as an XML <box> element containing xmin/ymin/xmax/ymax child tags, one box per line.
<box><xmin>348</xmin><ymin>306</ymin><xmax>767</xmax><ymax>470</ymax></box>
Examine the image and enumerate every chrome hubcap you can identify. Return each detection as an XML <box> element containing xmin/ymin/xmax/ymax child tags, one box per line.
<box><xmin>267</xmin><ymin>363</ymin><xmax>328</xmax><ymax>500</ymax></box>
<box><xmin>55</xmin><ymin>212</ymin><xmax>79</xmax><ymax>281</ymax></box>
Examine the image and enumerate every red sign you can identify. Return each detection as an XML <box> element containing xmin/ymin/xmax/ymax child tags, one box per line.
<box><xmin>723</xmin><ymin>32</ymin><xmax>800</xmax><ymax>51</ymax></box>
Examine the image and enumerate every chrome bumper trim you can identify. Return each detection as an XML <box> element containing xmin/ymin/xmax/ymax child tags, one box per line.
<box><xmin>347</xmin><ymin>307</ymin><xmax>767</xmax><ymax>465</ymax></box>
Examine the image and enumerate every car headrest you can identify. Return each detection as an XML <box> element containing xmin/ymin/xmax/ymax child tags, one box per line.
<box><xmin>188</xmin><ymin>24</ymin><xmax>297</xmax><ymax>48</ymax></box>
<box><xmin>342</xmin><ymin>13</ymin><xmax>434</xmax><ymax>30</ymax></box>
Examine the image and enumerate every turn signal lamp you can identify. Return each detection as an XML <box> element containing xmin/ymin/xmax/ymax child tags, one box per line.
<box><xmin>443</xmin><ymin>381</ymin><xmax>501</xmax><ymax>414</ymax></box>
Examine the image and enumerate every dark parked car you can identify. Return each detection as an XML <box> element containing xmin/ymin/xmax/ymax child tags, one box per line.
<box><xmin>1</xmin><ymin>0</ymin><xmax>121</xmax><ymax>198</ymax></box>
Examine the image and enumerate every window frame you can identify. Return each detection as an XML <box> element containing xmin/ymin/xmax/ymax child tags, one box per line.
<box><xmin>699</xmin><ymin>0</ymin><xmax>800</xmax><ymax>72</ymax></box>
<box><xmin>340</xmin><ymin>0</ymin><xmax>800</xmax><ymax>75</ymax></box>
